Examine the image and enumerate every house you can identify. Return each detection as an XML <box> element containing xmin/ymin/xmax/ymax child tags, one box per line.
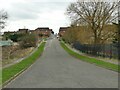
<box><xmin>17</xmin><ymin>29</ymin><xmax>29</xmax><ymax>34</ymax></box>
<box><xmin>4</xmin><ymin>31</ymin><xmax>16</xmax><ymax>35</ymax></box>
<box><xmin>4</xmin><ymin>29</ymin><xmax>29</xmax><ymax>36</ymax></box>
<box><xmin>35</xmin><ymin>27</ymin><xmax>51</xmax><ymax>37</ymax></box>
<box><xmin>58</xmin><ymin>27</ymin><xmax>69</xmax><ymax>37</ymax></box>
<box><xmin>29</xmin><ymin>30</ymin><xmax>36</xmax><ymax>34</ymax></box>
<box><xmin>3</xmin><ymin>27</ymin><xmax>53</xmax><ymax>41</ymax></box>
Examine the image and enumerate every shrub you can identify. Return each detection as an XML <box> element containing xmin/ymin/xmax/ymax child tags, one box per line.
<box><xmin>8</xmin><ymin>34</ymin><xmax>20</xmax><ymax>42</ymax></box>
<box><xmin>20</xmin><ymin>33</ymin><xmax>37</xmax><ymax>48</ymax></box>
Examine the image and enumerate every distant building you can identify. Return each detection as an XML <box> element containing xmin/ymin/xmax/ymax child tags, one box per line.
<box><xmin>17</xmin><ymin>29</ymin><xmax>29</xmax><ymax>34</ymax></box>
<box><xmin>3</xmin><ymin>27</ymin><xmax>53</xmax><ymax>41</ymax></box>
<box><xmin>4</xmin><ymin>31</ymin><xmax>16</xmax><ymax>35</ymax></box>
<box><xmin>35</xmin><ymin>27</ymin><xmax>51</xmax><ymax>37</ymax></box>
<box><xmin>58</xmin><ymin>27</ymin><xmax>69</xmax><ymax>37</ymax></box>
<box><xmin>29</xmin><ymin>30</ymin><xmax>36</xmax><ymax>34</ymax></box>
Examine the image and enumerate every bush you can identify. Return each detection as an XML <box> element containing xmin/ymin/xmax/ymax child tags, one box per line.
<box><xmin>20</xmin><ymin>34</ymin><xmax>37</xmax><ymax>48</ymax></box>
<box><xmin>8</xmin><ymin>34</ymin><xmax>20</xmax><ymax>42</ymax></box>
<box><xmin>62</xmin><ymin>26</ymin><xmax>78</xmax><ymax>44</ymax></box>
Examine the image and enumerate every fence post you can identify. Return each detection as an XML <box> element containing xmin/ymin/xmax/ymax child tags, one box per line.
<box><xmin>103</xmin><ymin>44</ymin><xmax>105</xmax><ymax>58</ymax></box>
<box><xmin>110</xmin><ymin>44</ymin><xmax>112</xmax><ymax>59</ymax></box>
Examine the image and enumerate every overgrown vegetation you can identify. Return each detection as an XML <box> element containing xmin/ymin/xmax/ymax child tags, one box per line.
<box><xmin>19</xmin><ymin>33</ymin><xmax>37</xmax><ymax>48</ymax></box>
<box><xmin>2</xmin><ymin>42</ymin><xmax>46</xmax><ymax>84</ymax></box>
<box><xmin>5</xmin><ymin>33</ymin><xmax>38</xmax><ymax>48</ymax></box>
<box><xmin>8</xmin><ymin>34</ymin><xmax>23</xmax><ymax>42</ymax></box>
<box><xmin>60</xmin><ymin>41</ymin><xmax>119</xmax><ymax>72</ymax></box>
<box><xmin>2</xmin><ymin>46</ymin><xmax>34</xmax><ymax>67</ymax></box>
<box><xmin>2</xmin><ymin>33</ymin><xmax>38</xmax><ymax>67</ymax></box>
<box><xmin>63</xmin><ymin>25</ymin><xmax>117</xmax><ymax>45</ymax></box>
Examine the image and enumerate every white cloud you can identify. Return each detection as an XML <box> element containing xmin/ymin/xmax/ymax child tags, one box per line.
<box><xmin>0</xmin><ymin>0</ymin><xmax>74</xmax><ymax>33</ymax></box>
<box><xmin>2</xmin><ymin>0</ymin><xmax>118</xmax><ymax>33</ymax></box>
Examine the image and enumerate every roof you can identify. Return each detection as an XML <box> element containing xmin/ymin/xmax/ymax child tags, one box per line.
<box><xmin>4</xmin><ymin>31</ymin><xmax>15</xmax><ymax>33</ymax></box>
<box><xmin>59</xmin><ymin>27</ymin><xmax>69</xmax><ymax>31</ymax></box>
<box><xmin>19</xmin><ymin>29</ymin><xmax>29</xmax><ymax>31</ymax></box>
<box><xmin>36</xmin><ymin>27</ymin><xmax>49</xmax><ymax>30</ymax></box>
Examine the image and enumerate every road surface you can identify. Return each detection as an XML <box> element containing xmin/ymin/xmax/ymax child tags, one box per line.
<box><xmin>5</xmin><ymin>37</ymin><xmax>118</xmax><ymax>88</ymax></box>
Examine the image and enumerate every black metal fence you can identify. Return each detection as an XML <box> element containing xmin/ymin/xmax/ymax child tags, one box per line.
<box><xmin>73</xmin><ymin>42</ymin><xmax>118</xmax><ymax>59</ymax></box>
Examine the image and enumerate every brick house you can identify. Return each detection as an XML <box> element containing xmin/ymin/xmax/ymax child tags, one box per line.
<box><xmin>29</xmin><ymin>30</ymin><xmax>36</xmax><ymax>34</ymax></box>
<box><xmin>35</xmin><ymin>27</ymin><xmax>51</xmax><ymax>37</ymax></box>
<box><xmin>3</xmin><ymin>27</ymin><xmax>53</xmax><ymax>41</ymax></box>
<box><xmin>4</xmin><ymin>31</ymin><xmax>16</xmax><ymax>35</ymax></box>
<box><xmin>17</xmin><ymin>29</ymin><xmax>29</xmax><ymax>34</ymax></box>
<box><xmin>58</xmin><ymin>27</ymin><xmax>69</xmax><ymax>37</ymax></box>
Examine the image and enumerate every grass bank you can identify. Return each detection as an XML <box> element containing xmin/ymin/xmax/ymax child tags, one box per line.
<box><xmin>2</xmin><ymin>42</ymin><xmax>46</xmax><ymax>84</ymax></box>
<box><xmin>60</xmin><ymin>42</ymin><xmax>119</xmax><ymax>72</ymax></box>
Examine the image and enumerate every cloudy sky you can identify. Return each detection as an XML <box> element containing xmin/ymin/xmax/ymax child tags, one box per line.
<box><xmin>0</xmin><ymin>0</ymin><xmax>75</xmax><ymax>34</ymax></box>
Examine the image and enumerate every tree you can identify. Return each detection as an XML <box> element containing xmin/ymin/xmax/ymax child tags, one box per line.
<box><xmin>9</xmin><ymin>34</ymin><xmax>18</xmax><ymax>42</ymax></box>
<box><xmin>51</xmin><ymin>31</ymin><xmax>54</xmax><ymax>34</ymax></box>
<box><xmin>8</xmin><ymin>34</ymin><xmax>23</xmax><ymax>42</ymax></box>
<box><xmin>0</xmin><ymin>10</ymin><xmax>8</xmax><ymax>30</ymax></box>
<box><xmin>66</xmin><ymin>1</ymin><xmax>118</xmax><ymax>44</ymax></box>
<box><xmin>63</xmin><ymin>25</ymin><xmax>93</xmax><ymax>44</ymax></box>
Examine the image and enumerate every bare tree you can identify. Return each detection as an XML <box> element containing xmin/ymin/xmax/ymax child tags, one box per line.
<box><xmin>0</xmin><ymin>10</ymin><xmax>8</xmax><ymax>31</ymax></box>
<box><xmin>66</xmin><ymin>1</ymin><xmax>118</xmax><ymax>44</ymax></box>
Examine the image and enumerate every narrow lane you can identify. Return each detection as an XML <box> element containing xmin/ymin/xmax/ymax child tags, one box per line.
<box><xmin>5</xmin><ymin>37</ymin><xmax>118</xmax><ymax>88</ymax></box>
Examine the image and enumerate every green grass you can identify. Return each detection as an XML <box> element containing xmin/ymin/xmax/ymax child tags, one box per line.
<box><xmin>2</xmin><ymin>42</ymin><xmax>46</xmax><ymax>84</ymax></box>
<box><xmin>0</xmin><ymin>69</ymin><xmax>2</xmax><ymax>86</ymax></box>
<box><xmin>60</xmin><ymin>42</ymin><xmax>120</xmax><ymax>72</ymax></box>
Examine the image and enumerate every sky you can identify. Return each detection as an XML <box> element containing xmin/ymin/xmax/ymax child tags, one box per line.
<box><xmin>0</xmin><ymin>0</ymin><xmax>75</xmax><ymax>34</ymax></box>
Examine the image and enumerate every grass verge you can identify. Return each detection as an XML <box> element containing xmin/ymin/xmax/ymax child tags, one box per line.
<box><xmin>2</xmin><ymin>42</ymin><xmax>46</xmax><ymax>84</ymax></box>
<box><xmin>60</xmin><ymin>41</ymin><xmax>119</xmax><ymax>72</ymax></box>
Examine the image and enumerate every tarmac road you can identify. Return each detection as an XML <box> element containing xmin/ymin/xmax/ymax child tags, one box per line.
<box><xmin>5</xmin><ymin>37</ymin><xmax>118</xmax><ymax>88</ymax></box>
